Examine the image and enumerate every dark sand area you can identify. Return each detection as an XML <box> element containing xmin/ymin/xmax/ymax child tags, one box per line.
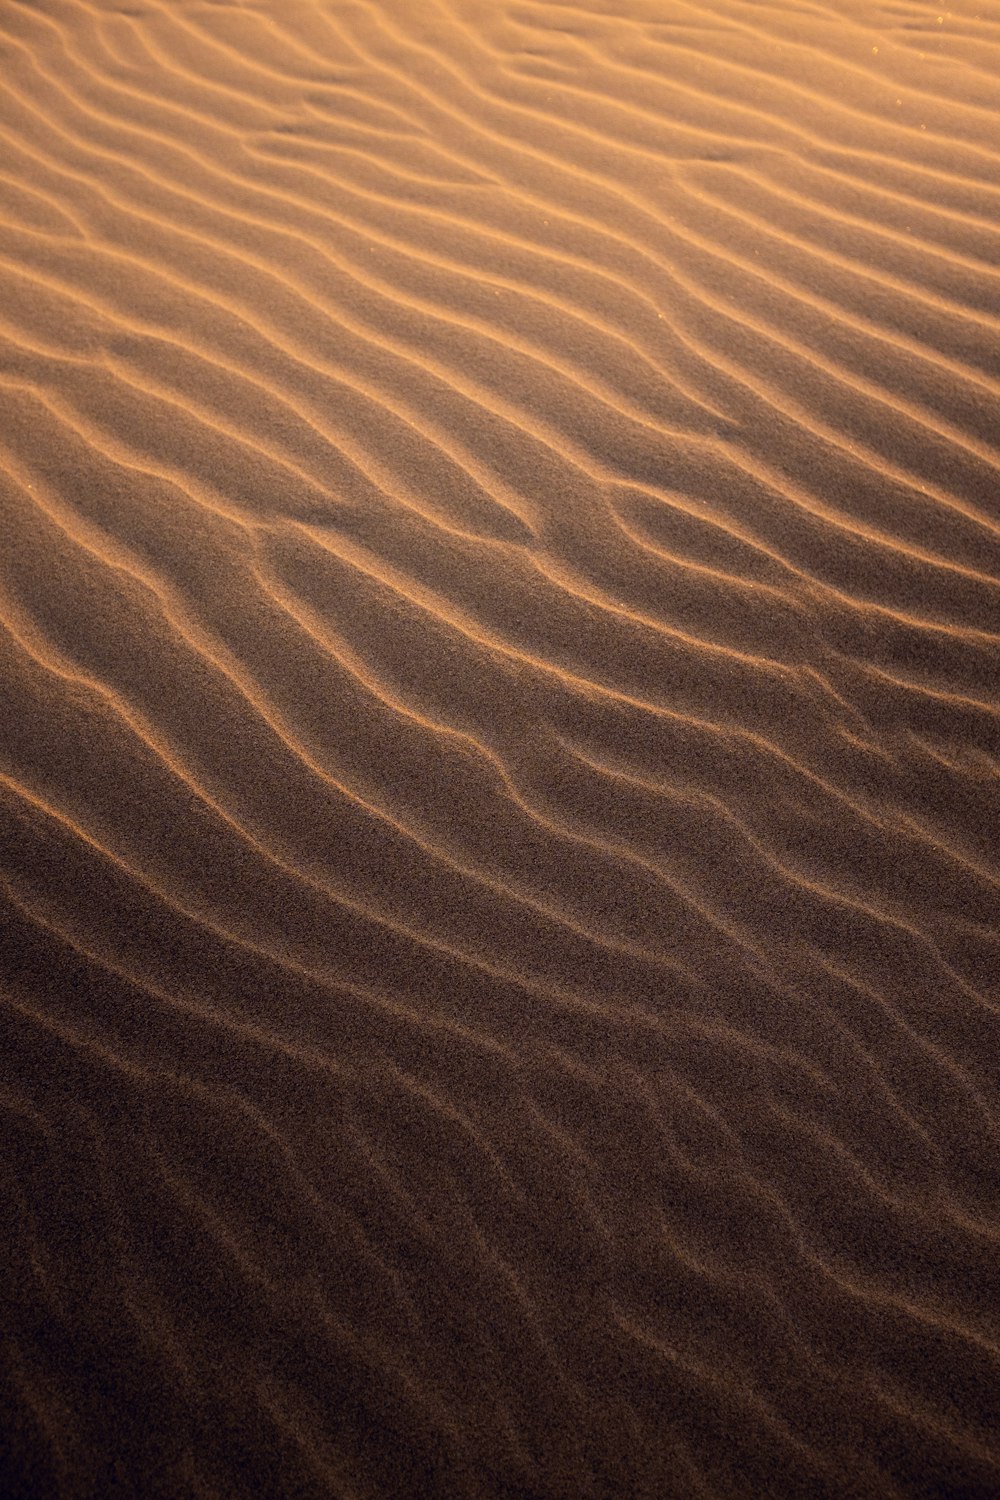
<box><xmin>1</xmin><ymin>0</ymin><xmax>999</xmax><ymax>1494</ymax></box>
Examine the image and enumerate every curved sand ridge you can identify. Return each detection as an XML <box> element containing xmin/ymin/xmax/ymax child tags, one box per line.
<box><xmin>1</xmin><ymin>0</ymin><xmax>999</xmax><ymax>1495</ymax></box>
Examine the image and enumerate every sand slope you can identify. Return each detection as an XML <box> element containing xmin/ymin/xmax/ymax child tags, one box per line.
<box><xmin>1</xmin><ymin>0</ymin><xmax>999</xmax><ymax>1495</ymax></box>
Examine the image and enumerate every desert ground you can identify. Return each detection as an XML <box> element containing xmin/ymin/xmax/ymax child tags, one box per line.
<box><xmin>1</xmin><ymin>1</ymin><xmax>998</xmax><ymax>1496</ymax></box>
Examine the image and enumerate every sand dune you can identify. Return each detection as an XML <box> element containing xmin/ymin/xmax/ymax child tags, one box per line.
<box><xmin>1</xmin><ymin>0</ymin><xmax>998</xmax><ymax>1495</ymax></box>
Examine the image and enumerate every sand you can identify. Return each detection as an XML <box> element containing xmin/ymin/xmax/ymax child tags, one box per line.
<box><xmin>0</xmin><ymin>0</ymin><xmax>998</xmax><ymax>1495</ymax></box>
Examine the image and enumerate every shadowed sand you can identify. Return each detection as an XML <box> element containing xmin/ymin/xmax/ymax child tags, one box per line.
<box><xmin>1</xmin><ymin>0</ymin><xmax>999</xmax><ymax>1495</ymax></box>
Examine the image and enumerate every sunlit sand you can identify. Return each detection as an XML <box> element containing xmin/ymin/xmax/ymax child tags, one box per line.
<box><xmin>1</xmin><ymin>1</ymin><xmax>998</xmax><ymax>1495</ymax></box>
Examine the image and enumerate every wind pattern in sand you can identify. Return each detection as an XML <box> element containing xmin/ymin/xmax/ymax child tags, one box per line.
<box><xmin>1</xmin><ymin>0</ymin><xmax>999</xmax><ymax>1496</ymax></box>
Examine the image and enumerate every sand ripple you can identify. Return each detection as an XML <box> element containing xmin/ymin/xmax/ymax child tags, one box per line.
<box><xmin>1</xmin><ymin>1</ymin><xmax>998</xmax><ymax>1495</ymax></box>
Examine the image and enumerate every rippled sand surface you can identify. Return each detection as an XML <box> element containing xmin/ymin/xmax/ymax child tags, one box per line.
<box><xmin>1</xmin><ymin>1</ymin><xmax>999</xmax><ymax>1495</ymax></box>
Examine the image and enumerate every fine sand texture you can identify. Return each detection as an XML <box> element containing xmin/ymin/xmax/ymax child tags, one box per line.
<box><xmin>1</xmin><ymin>1</ymin><xmax>999</xmax><ymax>1496</ymax></box>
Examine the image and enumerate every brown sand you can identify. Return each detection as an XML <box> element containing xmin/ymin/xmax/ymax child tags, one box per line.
<box><xmin>1</xmin><ymin>0</ymin><xmax>998</xmax><ymax>1495</ymax></box>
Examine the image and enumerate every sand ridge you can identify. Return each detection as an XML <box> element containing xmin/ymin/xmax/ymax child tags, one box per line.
<box><xmin>1</xmin><ymin>0</ymin><xmax>999</xmax><ymax>1496</ymax></box>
